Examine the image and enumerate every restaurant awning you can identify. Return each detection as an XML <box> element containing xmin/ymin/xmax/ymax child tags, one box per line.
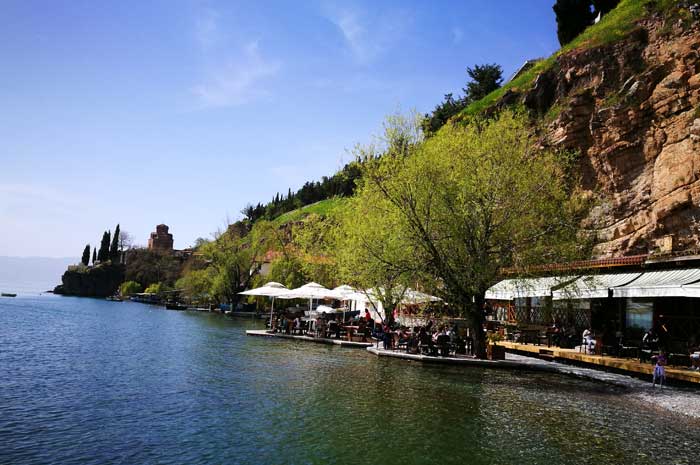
<box><xmin>612</xmin><ymin>268</ymin><xmax>700</xmax><ymax>298</ymax></box>
<box><xmin>552</xmin><ymin>273</ymin><xmax>641</xmax><ymax>300</ymax></box>
<box><xmin>485</xmin><ymin>276</ymin><xmax>577</xmax><ymax>300</ymax></box>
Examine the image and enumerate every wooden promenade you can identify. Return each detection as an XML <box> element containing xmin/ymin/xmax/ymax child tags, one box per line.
<box><xmin>500</xmin><ymin>341</ymin><xmax>700</xmax><ymax>385</ymax></box>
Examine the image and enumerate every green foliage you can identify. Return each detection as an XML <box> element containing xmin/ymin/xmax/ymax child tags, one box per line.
<box><xmin>110</xmin><ymin>224</ymin><xmax>120</xmax><ymax>261</ymax></box>
<box><xmin>177</xmin><ymin>220</ymin><xmax>273</xmax><ymax>304</ymax></box>
<box><xmin>176</xmin><ymin>268</ymin><xmax>215</xmax><ymax>303</ymax></box>
<box><xmin>144</xmin><ymin>282</ymin><xmax>166</xmax><ymax>295</ymax></box>
<box><xmin>349</xmin><ymin>110</ymin><xmax>589</xmax><ymax>356</ymax></box>
<box><xmin>120</xmin><ymin>280</ymin><xmax>142</xmax><ymax>296</ymax></box>
<box><xmin>463</xmin><ymin>64</ymin><xmax>503</xmax><ymax>104</ymax></box>
<box><xmin>243</xmin><ymin>161</ymin><xmax>363</xmax><ymax>224</ymax></box>
<box><xmin>92</xmin><ymin>248</ymin><xmax>96</xmax><ymax>264</ymax></box>
<box><xmin>423</xmin><ymin>64</ymin><xmax>503</xmax><ymax>135</ymax></box>
<box><xmin>124</xmin><ymin>248</ymin><xmax>182</xmax><ymax>288</ymax></box>
<box><xmin>81</xmin><ymin>244</ymin><xmax>91</xmax><ymax>266</ymax></box>
<box><xmin>289</xmin><ymin>213</ymin><xmax>340</xmax><ymax>286</ymax></box>
<box><xmin>272</xmin><ymin>198</ymin><xmax>347</xmax><ymax>227</ymax></box>
<box><xmin>461</xmin><ymin>0</ymin><xmax>648</xmax><ymax>119</ymax></box>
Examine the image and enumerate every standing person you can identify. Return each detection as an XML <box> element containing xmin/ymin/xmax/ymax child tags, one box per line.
<box><xmin>653</xmin><ymin>351</ymin><xmax>667</xmax><ymax>387</ymax></box>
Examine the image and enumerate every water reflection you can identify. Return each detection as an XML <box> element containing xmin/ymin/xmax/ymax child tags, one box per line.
<box><xmin>1</xmin><ymin>295</ymin><xmax>698</xmax><ymax>465</ymax></box>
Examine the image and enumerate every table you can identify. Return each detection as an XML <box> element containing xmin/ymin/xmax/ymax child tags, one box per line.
<box><xmin>344</xmin><ymin>325</ymin><xmax>360</xmax><ymax>341</ymax></box>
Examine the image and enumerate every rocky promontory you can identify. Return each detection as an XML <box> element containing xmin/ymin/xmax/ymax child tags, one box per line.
<box><xmin>54</xmin><ymin>263</ymin><xmax>124</xmax><ymax>298</ymax></box>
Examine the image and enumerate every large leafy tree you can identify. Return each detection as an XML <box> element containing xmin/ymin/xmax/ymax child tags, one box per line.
<box><xmin>357</xmin><ymin>110</ymin><xmax>589</xmax><ymax>357</ymax></box>
<box><xmin>336</xmin><ymin>112</ymin><xmax>424</xmax><ymax>321</ymax></box>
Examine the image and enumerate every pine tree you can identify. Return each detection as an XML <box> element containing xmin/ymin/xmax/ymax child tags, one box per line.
<box><xmin>110</xmin><ymin>224</ymin><xmax>120</xmax><ymax>261</ymax></box>
<box><xmin>463</xmin><ymin>64</ymin><xmax>503</xmax><ymax>104</ymax></box>
<box><xmin>81</xmin><ymin>244</ymin><xmax>91</xmax><ymax>266</ymax></box>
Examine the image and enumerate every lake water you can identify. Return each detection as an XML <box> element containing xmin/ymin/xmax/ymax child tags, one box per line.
<box><xmin>1</xmin><ymin>295</ymin><xmax>699</xmax><ymax>465</ymax></box>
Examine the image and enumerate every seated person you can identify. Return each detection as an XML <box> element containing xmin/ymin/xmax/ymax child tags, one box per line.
<box><xmin>582</xmin><ymin>328</ymin><xmax>596</xmax><ymax>354</ymax></box>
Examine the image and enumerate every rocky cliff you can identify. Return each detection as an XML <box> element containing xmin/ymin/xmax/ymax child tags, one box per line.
<box><xmin>54</xmin><ymin>263</ymin><xmax>124</xmax><ymax>298</ymax></box>
<box><xmin>495</xmin><ymin>8</ymin><xmax>700</xmax><ymax>258</ymax></box>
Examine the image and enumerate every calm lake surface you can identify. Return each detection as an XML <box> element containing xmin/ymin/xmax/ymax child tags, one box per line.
<box><xmin>1</xmin><ymin>295</ymin><xmax>699</xmax><ymax>465</ymax></box>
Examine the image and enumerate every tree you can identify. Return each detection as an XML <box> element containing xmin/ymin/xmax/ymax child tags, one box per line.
<box><xmin>92</xmin><ymin>248</ymin><xmax>97</xmax><ymax>265</ymax></box>
<box><xmin>97</xmin><ymin>230</ymin><xmax>111</xmax><ymax>262</ymax></box>
<box><xmin>120</xmin><ymin>280</ymin><xmax>142</xmax><ymax>296</ymax></box>
<box><xmin>110</xmin><ymin>224</ymin><xmax>120</xmax><ymax>262</ymax></box>
<box><xmin>592</xmin><ymin>0</ymin><xmax>619</xmax><ymax>16</ymax></box>
<box><xmin>124</xmin><ymin>248</ymin><xmax>182</xmax><ymax>288</ymax></box>
<box><xmin>553</xmin><ymin>0</ymin><xmax>596</xmax><ymax>46</ymax></box>
<box><xmin>463</xmin><ymin>64</ymin><xmax>503</xmax><ymax>104</ymax></box>
<box><xmin>355</xmin><ymin>110</ymin><xmax>589</xmax><ymax>357</ymax></box>
<box><xmin>422</xmin><ymin>64</ymin><xmax>503</xmax><ymax>136</ymax></box>
<box><xmin>178</xmin><ymin>221</ymin><xmax>272</xmax><ymax>304</ymax></box>
<box><xmin>81</xmin><ymin>244</ymin><xmax>91</xmax><ymax>266</ymax></box>
<box><xmin>336</xmin><ymin>112</ymin><xmax>425</xmax><ymax>322</ymax></box>
<box><xmin>422</xmin><ymin>93</ymin><xmax>468</xmax><ymax>135</ymax></box>
<box><xmin>118</xmin><ymin>230</ymin><xmax>133</xmax><ymax>252</ymax></box>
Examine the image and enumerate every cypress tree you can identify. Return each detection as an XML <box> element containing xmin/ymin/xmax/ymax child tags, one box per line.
<box><xmin>110</xmin><ymin>224</ymin><xmax>120</xmax><ymax>261</ymax></box>
<box><xmin>553</xmin><ymin>0</ymin><xmax>595</xmax><ymax>46</ymax></box>
<box><xmin>81</xmin><ymin>244</ymin><xmax>91</xmax><ymax>266</ymax></box>
<box><xmin>92</xmin><ymin>248</ymin><xmax>97</xmax><ymax>265</ymax></box>
<box><xmin>98</xmin><ymin>231</ymin><xmax>111</xmax><ymax>262</ymax></box>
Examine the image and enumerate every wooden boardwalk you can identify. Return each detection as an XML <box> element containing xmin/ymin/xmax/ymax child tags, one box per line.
<box><xmin>245</xmin><ymin>330</ymin><xmax>373</xmax><ymax>348</ymax></box>
<box><xmin>500</xmin><ymin>341</ymin><xmax>700</xmax><ymax>385</ymax></box>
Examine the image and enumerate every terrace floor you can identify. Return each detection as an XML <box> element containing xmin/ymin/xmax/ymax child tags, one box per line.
<box><xmin>500</xmin><ymin>341</ymin><xmax>700</xmax><ymax>385</ymax></box>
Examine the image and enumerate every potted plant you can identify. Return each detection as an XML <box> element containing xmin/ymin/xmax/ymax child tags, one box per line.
<box><xmin>486</xmin><ymin>332</ymin><xmax>506</xmax><ymax>360</ymax></box>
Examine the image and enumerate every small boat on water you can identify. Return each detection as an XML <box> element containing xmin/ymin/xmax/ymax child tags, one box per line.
<box><xmin>1</xmin><ymin>293</ymin><xmax>17</xmax><ymax>297</ymax></box>
<box><xmin>165</xmin><ymin>303</ymin><xmax>187</xmax><ymax>310</ymax></box>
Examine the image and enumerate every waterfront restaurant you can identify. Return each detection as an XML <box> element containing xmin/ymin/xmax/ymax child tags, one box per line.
<box><xmin>485</xmin><ymin>255</ymin><xmax>700</xmax><ymax>358</ymax></box>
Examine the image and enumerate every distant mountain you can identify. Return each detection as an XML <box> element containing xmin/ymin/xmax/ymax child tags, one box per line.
<box><xmin>0</xmin><ymin>256</ymin><xmax>78</xmax><ymax>294</ymax></box>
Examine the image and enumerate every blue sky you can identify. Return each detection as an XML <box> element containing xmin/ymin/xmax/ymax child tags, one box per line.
<box><xmin>0</xmin><ymin>0</ymin><xmax>560</xmax><ymax>257</ymax></box>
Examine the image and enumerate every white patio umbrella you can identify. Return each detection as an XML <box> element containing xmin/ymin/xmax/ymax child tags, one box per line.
<box><xmin>276</xmin><ymin>282</ymin><xmax>335</xmax><ymax>312</ymax></box>
<box><xmin>238</xmin><ymin>282</ymin><xmax>289</xmax><ymax>330</ymax></box>
<box><xmin>328</xmin><ymin>285</ymin><xmax>356</xmax><ymax>320</ymax></box>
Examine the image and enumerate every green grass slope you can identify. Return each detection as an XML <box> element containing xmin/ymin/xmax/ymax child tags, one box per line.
<box><xmin>460</xmin><ymin>0</ymin><xmax>670</xmax><ymax>118</ymax></box>
<box><xmin>272</xmin><ymin>197</ymin><xmax>347</xmax><ymax>226</ymax></box>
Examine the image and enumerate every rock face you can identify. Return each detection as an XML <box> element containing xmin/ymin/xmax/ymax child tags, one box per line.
<box><xmin>54</xmin><ymin>263</ymin><xmax>124</xmax><ymax>297</ymax></box>
<box><xmin>506</xmin><ymin>16</ymin><xmax>700</xmax><ymax>257</ymax></box>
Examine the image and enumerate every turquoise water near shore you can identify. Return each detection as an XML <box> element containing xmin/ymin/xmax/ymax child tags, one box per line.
<box><xmin>1</xmin><ymin>295</ymin><xmax>699</xmax><ymax>465</ymax></box>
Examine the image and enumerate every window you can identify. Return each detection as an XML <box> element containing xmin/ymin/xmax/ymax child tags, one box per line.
<box><xmin>625</xmin><ymin>298</ymin><xmax>653</xmax><ymax>330</ymax></box>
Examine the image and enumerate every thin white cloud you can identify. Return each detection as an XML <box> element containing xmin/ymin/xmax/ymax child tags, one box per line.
<box><xmin>451</xmin><ymin>27</ymin><xmax>463</xmax><ymax>45</ymax></box>
<box><xmin>193</xmin><ymin>41</ymin><xmax>281</xmax><ymax>108</ymax></box>
<box><xmin>325</xmin><ymin>6</ymin><xmax>411</xmax><ymax>65</ymax></box>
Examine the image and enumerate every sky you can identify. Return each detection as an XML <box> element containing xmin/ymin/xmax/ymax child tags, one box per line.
<box><xmin>0</xmin><ymin>0</ymin><xmax>560</xmax><ymax>257</ymax></box>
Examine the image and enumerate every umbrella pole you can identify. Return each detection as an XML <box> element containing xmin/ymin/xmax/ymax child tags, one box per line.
<box><xmin>270</xmin><ymin>297</ymin><xmax>275</xmax><ymax>332</ymax></box>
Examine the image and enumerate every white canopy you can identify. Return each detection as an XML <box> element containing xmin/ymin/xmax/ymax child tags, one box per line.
<box><xmin>327</xmin><ymin>285</ymin><xmax>356</xmax><ymax>300</ymax></box>
<box><xmin>348</xmin><ymin>287</ymin><xmax>441</xmax><ymax>305</ymax></box>
<box><xmin>238</xmin><ymin>282</ymin><xmax>289</xmax><ymax>297</ymax></box>
<box><xmin>612</xmin><ymin>268</ymin><xmax>700</xmax><ymax>298</ymax></box>
<box><xmin>277</xmin><ymin>282</ymin><xmax>335</xmax><ymax>300</ymax></box>
<box><xmin>238</xmin><ymin>282</ymin><xmax>289</xmax><ymax>327</ymax></box>
<box><xmin>680</xmin><ymin>281</ymin><xmax>700</xmax><ymax>298</ymax></box>
<box><xmin>485</xmin><ymin>276</ymin><xmax>577</xmax><ymax>300</ymax></box>
<box><xmin>552</xmin><ymin>273</ymin><xmax>641</xmax><ymax>300</ymax></box>
<box><xmin>316</xmin><ymin>305</ymin><xmax>343</xmax><ymax>314</ymax></box>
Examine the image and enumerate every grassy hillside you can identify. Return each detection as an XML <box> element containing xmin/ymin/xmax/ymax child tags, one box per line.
<box><xmin>460</xmin><ymin>0</ymin><xmax>669</xmax><ymax>118</ymax></box>
<box><xmin>271</xmin><ymin>197</ymin><xmax>347</xmax><ymax>226</ymax></box>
